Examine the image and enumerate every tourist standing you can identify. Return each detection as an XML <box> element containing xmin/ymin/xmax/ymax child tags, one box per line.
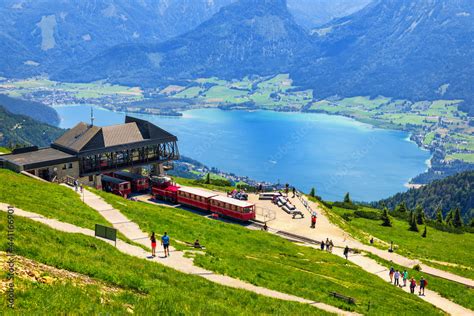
<box><xmin>409</xmin><ymin>277</ymin><xmax>417</xmax><ymax>294</ymax></box>
<box><xmin>150</xmin><ymin>232</ymin><xmax>157</xmax><ymax>257</ymax></box>
<box><xmin>320</xmin><ymin>240</ymin><xmax>325</xmax><ymax>250</ymax></box>
<box><xmin>74</xmin><ymin>179</ymin><xmax>78</xmax><ymax>192</ymax></box>
<box><xmin>402</xmin><ymin>270</ymin><xmax>408</xmax><ymax>287</ymax></box>
<box><xmin>394</xmin><ymin>270</ymin><xmax>400</xmax><ymax>286</ymax></box>
<box><xmin>329</xmin><ymin>240</ymin><xmax>334</xmax><ymax>253</ymax></box>
<box><xmin>80</xmin><ymin>183</ymin><xmax>84</xmax><ymax>194</ymax></box>
<box><xmin>419</xmin><ymin>277</ymin><xmax>427</xmax><ymax>296</ymax></box>
<box><xmin>389</xmin><ymin>267</ymin><xmax>395</xmax><ymax>283</ymax></box>
<box><xmin>343</xmin><ymin>246</ymin><xmax>349</xmax><ymax>260</ymax></box>
<box><xmin>161</xmin><ymin>232</ymin><xmax>170</xmax><ymax>257</ymax></box>
<box><xmin>311</xmin><ymin>215</ymin><xmax>316</xmax><ymax>228</ymax></box>
<box><xmin>325</xmin><ymin>238</ymin><xmax>330</xmax><ymax>251</ymax></box>
<box><xmin>292</xmin><ymin>187</ymin><xmax>296</xmax><ymax>198</ymax></box>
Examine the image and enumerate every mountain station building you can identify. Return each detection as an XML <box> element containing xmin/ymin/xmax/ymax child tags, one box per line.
<box><xmin>0</xmin><ymin>116</ymin><xmax>179</xmax><ymax>187</ymax></box>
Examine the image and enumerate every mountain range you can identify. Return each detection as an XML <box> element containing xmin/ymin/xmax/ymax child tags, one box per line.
<box><xmin>1</xmin><ymin>0</ymin><xmax>473</xmax><ymax>114</ymax></box>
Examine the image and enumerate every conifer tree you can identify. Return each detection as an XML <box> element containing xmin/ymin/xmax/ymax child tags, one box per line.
<box><xmin>452</xmin><ymin>208</ymin><xmax>464</xmax><ymax>228</ymax></box>
<box><xmin>445</xmin><ymin>209</ymin><xmax>454</xmax><ymax>226</ymax></box>
<box><xmin>381</xmin><ymin>207</ymin><xmax>392</xmax><ymax>227</ymax></box>
<box><xmin>422</xmin><ymin>226</ymin><xmax>427</xmax><ymax>238</ymax></box>
<box><xmin>205</xmin><ymin>173</ymin><xmax>211</xmax><ymax>184</ymax></box>
<box><xmin>435</xmin><ymin>206</ymin><xmax>444</xmax><ymax>224</ymax></box>
<box><xmin>415</xmin><ymin>205</ymin><xmax>425</xmax><ymax>225</ymax></box>
<box><xmin>409</xmin><ymin>211</ymin><xmax>419</xmax><ymax>232</ymax></box>
<box><xmin>344</xmin><ymin>192</ymin><xmax>351</xmax><ymax>204</ymax></box>
<box><xmin>396</xmin><ymin>202</ymin><xmax>407</xmax><ymax>213</ymax></box>
<box><xmin>309</xmin><ymin>187</ymin><xmax>316</xmax><ymax>197</ymax></box>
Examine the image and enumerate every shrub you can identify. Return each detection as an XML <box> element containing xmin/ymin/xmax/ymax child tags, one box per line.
<box><xmin>413</xmin><ymin>264</ymin><xmax>422</xmax><ymax>271</ymax></box>
<box><xmin>341</xmin><ymin>213</ymin><xmax>354</xmax><ymax>222</ymax></box>
<box><xmin>421</xmin><ymin>226</ymin><xmax>427</xmax><ymax>238</ymax></box>
<box><xmin>333</xmin><ymin>201</ymin><xmax>358</xmax><ymax>210</ymax></box>
<box><xmin>381</xmin><ymin>208</ymin><xmax>392</xmax><ymax>227</ymax></box>
<box><xmin>354</xmin><ymin>210</ymin><xmax>381</xmax><ymax>220</ymax></box>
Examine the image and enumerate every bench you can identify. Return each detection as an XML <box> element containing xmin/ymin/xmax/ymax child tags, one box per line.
<box><xmin>330</xmin><ymin>292</ymin><xmax>356</xmax><ymax>304</ymax></box>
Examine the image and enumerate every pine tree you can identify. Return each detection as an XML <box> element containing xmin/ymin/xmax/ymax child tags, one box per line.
<box><xmin>422</xmin><ymin>226</ymin><xmax>427</xmax><ymax>238</ymax></box>
<box><xmin>396</xmin><ymin>202</ymin><xmax>407</xmax><ymax>213</ymax></box>
<box><xmin>309</xmin><ymin>187</ymin><xmax>316</xmax><ymax>197</ymax></box>
<box><xmin>205</xmin><ymin>173</ymin><xmax>211</xmax><ymax>184</ymax></box>
<box><xmin>381</xmin><ymin>208</ymin><xmax>392</xmax><ymax>227</ymax></box>
<box><xmin>445</xmin><ymin>209</ymin><xmax>454</xmax><ymax>226</ymax></box>
<box><xmin>435</xmin><ymin>206</ymin><xmax>444</xmax><ymax>224</ymax></box>
<box><xmin>415</xmin><ymin>205</ymin><xmax>425</xmax><ymax>225</ymax></box>
<box><xmin>452</xmin><ymin>208</ymin><xmax>464</xmax><ymax>228</ymax></box>
<box><xmin>344</xmin><ymin>192</ymin><xmax>351</xmax><ymax>204</ymax></box>
<box><xmin>409</xmin><ymin>211</ymin><xmax>419</xmax><ymax>232</ymax></box>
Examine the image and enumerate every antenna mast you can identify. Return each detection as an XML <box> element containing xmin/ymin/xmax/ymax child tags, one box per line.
<box><xmin>90</xmin><ymin>107</ymin><xmax>95</xmax><ymax>126</ymax></box>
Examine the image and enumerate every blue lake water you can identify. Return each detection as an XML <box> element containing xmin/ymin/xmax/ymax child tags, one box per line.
<box><xmin>54</xmin><ymin>105</ymin><xmax>430</xmax><ymax>202</ymax></box>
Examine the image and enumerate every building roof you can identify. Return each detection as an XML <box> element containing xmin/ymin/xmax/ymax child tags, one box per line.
<box><xmin>52</xmin><ymin>116</ymin><xmax>178</xmax><ymax>154</ymax></box>
<box><xmin>0</xmin><ymin>147</ymin><xmax>76</xmax><ymax>170</ymax></box>
<box><xmin>210</xmin><ymin>195</ymin><xmax>255</xmax><ymax>208</ymax></box>
<box><xmin>178</xmin><ymin>186</ymin><xmax>219</xmax><ymax>198</ymax></box>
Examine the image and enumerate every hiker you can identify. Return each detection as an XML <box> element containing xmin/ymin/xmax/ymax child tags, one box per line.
<box><xmin>74</xmin><ymin>179</ymin><xmax>79</xmax><ymax>192</ymax></box>
<box><xmin>394</xmin><ymin>270</ymin><xmax>400</xmax><ymax>286</ymax></box>
<box><xmin>419</xmin><ymin>277</ymin><xmax>427</xmax><ymax>296</ymax></box>
<box><xmin>194</xmin><ymin>239</ymin><xmax>202</xmax><ymax>249</ymax></box>
<box><xmin>370</xmin><ymin>237</ymin><xmax>374</xmax><ymax>244</ymax></box>
<box><xmin>343</xmin><ymin>246</ymin><xmax>349</xmax><ymax>260</ymax></box>
<box><xmin>284</xmin><ymin>183</ymin><xmax>289</xmax><ymax>196</ymax></box>
<box><xmin>80</xmin><ymin>183</ymin><xmax>84</xmax><ymax>193</ymax></box>
<box><xmin>292</xmin><ymin>187</ymin><xmax>296</xmax><ymax>198</ymax></box>
<box><xmin>150</xmin><ymin>232</ymin><xmax>157</xmax><ymax>257</ymax></box>
<box><xmin>258</xmin><ymin>183</ymin><xmax>263</xmax><ymax>194</ymax></box>
<box><xmin>161</xmin><ymin>232</ymin><xmax>170</xmax><ymax>257</ymax></box>
<box><xmin>310</xmin><ymin>215</ymin><xmax>316</xmax><ymax>228</ymax></box>
<box><xmin>325</xmin><ymin>238</ymin><xmax>330</xmax><ymax>251</ymax></box>
<box><xmin>409</xmin><ymin>277</ymin><xmax>417</xmax><ymax>294</ymax></box>
<box><xmin>320</xmin><ymin>240</ymin><xmax>325</xmax><ymax>250</ymax></box>
<box><xmin>329</xmin><ymin>240</ymin><xmax>334</xmax><ymax>253</ymax></box>
<box><xmin>402</xmin><ymin>270</ymin><xmax>408</xmax><ymax>287</ymax></box>
<box><xmin>389</xmin><ymin>267</ymin><xmax>395</xmax><ymax>283</ymax></box>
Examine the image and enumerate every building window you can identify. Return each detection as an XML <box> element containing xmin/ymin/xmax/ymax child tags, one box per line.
<box><xmin>62</xmin><ymin>164</ymin><xmax>67</xmax><ymax>170</ymax></box>
<box><xmin>89</xmin><ymin>175</ymin><xmax>93</xmax><ymax>182</ymax></box>
<box><xmin>68</xmin><ymin>163</ymin><xmax>73</xmax><ymax>169</ymax></box>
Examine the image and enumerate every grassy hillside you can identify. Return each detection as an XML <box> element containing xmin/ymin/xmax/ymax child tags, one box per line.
<box><xmin>0</xmin><ymin>216</ymin><xmax>325</xmax><ymax>315</ymax></box>
<box><xmin>0</xmin><ymin>106</ymin><xmax>63</xmax><ymax>147</ymax></box>
<box><xmin>375</xmin><ymin>171</ymin><xmax>473</xmax><ymax>221</ymax></box>
<box><xmin>324</xmin><ymin>202</ymin><xmax>474</xmax><ymax>279</ymax></box>
<box><xmin>0</xmin><ymin>169</ymin><xmax>108</xmax><ymax>230</ymax></box>
<box><xmin>92</xmin><ymin>189</ymin><xmax>441</xmax><ymax>315</ymax></box>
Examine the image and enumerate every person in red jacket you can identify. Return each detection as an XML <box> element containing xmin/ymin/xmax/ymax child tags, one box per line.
<box><xmin>311</xmin><ymin>214</ymin><xmax>317</xmax><ymax>228</ymax></box>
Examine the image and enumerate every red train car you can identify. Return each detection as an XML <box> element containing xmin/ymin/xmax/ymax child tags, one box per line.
<box><xmin>101</xmin><ymin>175</ymin><xmax>132</xmax><ymax>198</ymax></box>
<box><xmin>113</xmin><ymin>171</ymin><xmax>149</xmax><ymax>192</ymax></box>
<box><xmin>152</xmin><ymin>176</ymin><xmax>180</xmax><ymax>202</ymax></box>
<box><xmin>209</xmin><ymin>195</ymin><xmax>256</xmax><ymax>221</ymax></box>
<box><xmin>177</xmin><ymin>187</ymin><xmax>218</xmax><ymax>211</ymax></box>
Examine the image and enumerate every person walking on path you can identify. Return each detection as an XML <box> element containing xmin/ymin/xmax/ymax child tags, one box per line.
<box><xmin>161</xmin><ymin>232</ymin><xmax>170</xmax><ymax>257</ymax></box>
<box><xmin>80</xmin><ymin>183</ymin><xmax>84</xmax><ymax>194</ymax></box>
<box><xmin>310</xmin><ymin>215</ymin><xmax>316</xmax><ymax>228</ymax></box>
<box><xmin>419</xmin><ymin>277</ymin><xmax>427</xmax><ymax>296</ymax></box>
<box><xmin>343</xmin><ymin>246</ymin><xmax>349</xmax><ymax>260</ymax></box>
<box><xmin>292</xmin><ymin>187</ymin><xmax>296</xmax><ymax>198</ymax></box>
<box><xmin>329</xmin><ymin>240</ymin><xmax>334</xmax><ymax>253</ymax></box>
<box><xmin>320</xmin><ymin>240</ymin><xmax>325</xmax><ymax>250</ymax></box>
<box><xmin>74</xmin><ymin>179</ymin><xmax>79</xmax><ymax>192</ymax></box>
<box><xmin>409</xmin><ymin>277</ymin><xmax>417</xmax><ymax>294</ymax></box>
<box><xmin>394</xmin><ymin>270</ymin><xmax>400</xmax><ymax>286</ymax></box>
<box><xmin>389</xmin><ymin>267</ymin><xmax>395</xmax><ymax>283</ymax></box>
<box><xmin>325</xmin><ymin>238</ymin><xmax>330</xmax><ymax>251</ymax></box>
<box><xmin>402</xmin><ymin>270</ymin><xmax>408</xmax><ymax>287</ymax></box>
<box><xmin>150</xmin><ymin>232</ymin><xmax>157</xmax><ymax>257</ymax></box>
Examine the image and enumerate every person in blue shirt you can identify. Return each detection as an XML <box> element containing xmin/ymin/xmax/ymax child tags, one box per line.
<box><xmin>161</xmin><ymin>232</ymin><xmax>170</xmax><ymax>257</ymax></box>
